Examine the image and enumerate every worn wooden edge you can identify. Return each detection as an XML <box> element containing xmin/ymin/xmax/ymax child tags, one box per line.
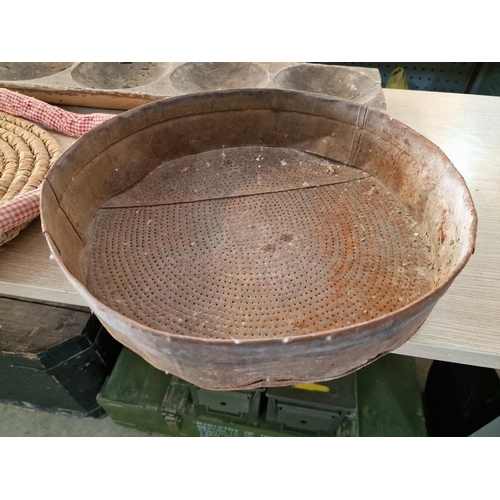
<box><xmin>3</xmin><ymin>86</ymin><xmax>163</xmax><ymax>111</ymax></box>
<box><xmin>394</xmin><ymin>341</ymin><xmax>500</xmax><ymax>370</ymax></box>
<box><xmin>0</xmin><ymin>293</ymin><xmax>90</xmax><ymax>312</ymax></box>
<box><xmin>0</xmin><ymin>281</ymin><xmax>87</xmax><ymax>307</ymax></box>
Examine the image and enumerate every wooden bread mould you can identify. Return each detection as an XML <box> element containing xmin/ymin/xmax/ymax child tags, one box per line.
<box><xmin>0</xmin><ymin>62</ymin><xmax>386</xmax><ymax>110</ymax></box>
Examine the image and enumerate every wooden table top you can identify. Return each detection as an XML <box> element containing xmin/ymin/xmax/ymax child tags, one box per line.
<box><xmin>1</xmin><ymin>89</ymin><xmax>499</xmax><ymax>368</ymax></box>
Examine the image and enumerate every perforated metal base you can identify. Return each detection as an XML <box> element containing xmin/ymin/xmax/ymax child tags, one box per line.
<box><xmin>87</xmin><ymin>146</ymin><xmax>434</xmax><ymax>340</ymax></box>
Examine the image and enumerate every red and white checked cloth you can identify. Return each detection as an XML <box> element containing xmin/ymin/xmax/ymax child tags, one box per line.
<box><xmin>0</xmin><ymin>88</ymin><xmax>112</xmax><ymax>137</ymax></box>
<box><xmin>0</xmin><ymin>89</ymin><xmax>113</xmax><ymax>238</ymax></box>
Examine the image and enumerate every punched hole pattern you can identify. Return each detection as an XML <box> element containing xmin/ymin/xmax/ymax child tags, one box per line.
<box><xmin>87</xmin><ymin>149</ymin><xmax>433</xmax><ymax>340</ymax></box>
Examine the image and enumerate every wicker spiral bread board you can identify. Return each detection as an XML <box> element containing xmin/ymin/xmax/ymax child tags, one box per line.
<box><xmin>0</xmin><ymin>112</ymin><xmax>62</xmax><ymax>244</ymax></box>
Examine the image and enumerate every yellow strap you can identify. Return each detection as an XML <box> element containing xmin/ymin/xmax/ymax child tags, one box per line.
<box><xmin>293</xmin><ymin>383</ymin><xmax>330</xmax><ymax>393</ymax></box>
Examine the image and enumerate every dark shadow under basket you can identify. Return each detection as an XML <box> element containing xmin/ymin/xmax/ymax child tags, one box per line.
<box><xmin>40</xmin><ymin>89</ymin><xmax>477</xmax><ymax>390</ymax></box>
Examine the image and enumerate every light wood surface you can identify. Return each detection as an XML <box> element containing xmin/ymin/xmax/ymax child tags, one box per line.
<box><xmin>385</xmin><ymin>90</ymin><xmax>500</xmax><ymax>368</ymax></box>
<box><xmin>0</xmin><ymin>90</ymin><xmax>499</xmax><ymax>368</ymax></box>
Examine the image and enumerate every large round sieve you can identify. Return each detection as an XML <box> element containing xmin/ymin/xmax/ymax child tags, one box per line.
<box><xmin>40</xmin><ymin>89</ymin><xmax>476</xmax><ymax>390</ymax></box>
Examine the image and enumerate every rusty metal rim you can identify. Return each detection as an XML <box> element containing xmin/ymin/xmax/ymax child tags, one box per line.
<box><xmin>47</xmin><ymin>89</ymin><xmax>371</xmax><ymax>200</ymax></box>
